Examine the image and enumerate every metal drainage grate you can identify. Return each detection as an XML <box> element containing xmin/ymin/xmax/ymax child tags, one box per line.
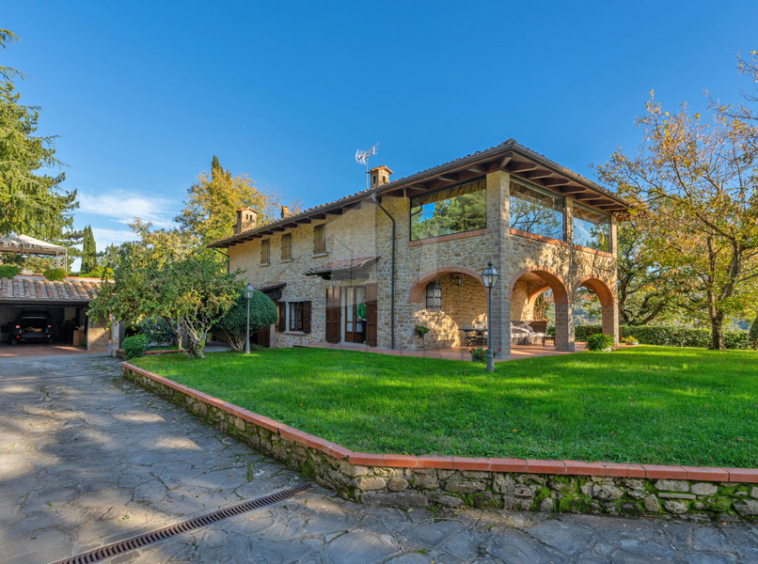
<box><xmin>50</xmin><ymin>482</ymin><xmax>314</xmax><ymax>564</ymax></box>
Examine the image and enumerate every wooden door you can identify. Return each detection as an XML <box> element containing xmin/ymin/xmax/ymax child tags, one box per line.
<box><xmin>252</xmin><ymin>325</ymin><xmax>270</xmax><ymax>348</ymax></box>
<box><xmin>365</xmin><ymin>283</ymin><xmax>378</xmax><ymax>347</ymax></box>
<box><xmin>325</xmin><ymin>287</ymin><xmax>341</xmax><ymax>343</ymax></box>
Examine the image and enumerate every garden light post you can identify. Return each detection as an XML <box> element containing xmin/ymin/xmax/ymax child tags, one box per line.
<box><xmin>481</xmin><ymin>260</ymin><xmax>500</xmax><ymax>373</ymax></box>
<box><xmin>244</xmin><ymin>284</ymin><xmax>254</xmax><ymax>354</ymax></box>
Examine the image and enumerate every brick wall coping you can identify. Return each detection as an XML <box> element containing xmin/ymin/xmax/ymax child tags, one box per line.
<box><xmin>121</xmin><ymin>361</ymin><xmax>758</xmax><ymax>484</ymax></box>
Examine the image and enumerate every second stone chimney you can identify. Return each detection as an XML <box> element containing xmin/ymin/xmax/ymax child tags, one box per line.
<box><xmin>280</xmin><ymin>205</ymin><xmax>290</xmax><ymax>219</ymax></box>
<box><xmin>235</xmin><ymin>207</ymin><xmax>259</xmax><ymax>235</ymax></box>
<box><xmin>370</xmin><ymin>166</ymin><xmax>393</xmax><ymax>189</ymax></box>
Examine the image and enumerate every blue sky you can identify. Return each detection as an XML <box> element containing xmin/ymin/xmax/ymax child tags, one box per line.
<box><xmin>4</xmin><ymin>1</ymin><xmax>758</xmax><ymax>265</ymax></box>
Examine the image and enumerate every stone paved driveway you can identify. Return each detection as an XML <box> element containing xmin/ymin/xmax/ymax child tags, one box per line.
<box><xmin>1</xmin><ymin>355</ymin><xmax>757</xmax><ymax>564</ymax></box>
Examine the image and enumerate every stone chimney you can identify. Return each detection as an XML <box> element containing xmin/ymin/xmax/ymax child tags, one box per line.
<box><xmin>235</xmin><ymin>208</ymin><xmax>258</xmax><ymax>235</ymax></box>
<box><xmin>280</xmin><ymin>205</ymin><xmax>290</xmax><ymax>219</ymax></box>
<box><xmin>370</xmin><ymin>166</ymin><xmax>393</xmax><ymax>189</ymax></box>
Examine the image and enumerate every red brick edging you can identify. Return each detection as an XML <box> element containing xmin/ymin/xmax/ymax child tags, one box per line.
<box><xmin>120</xmin><ymin>362</ymin><xmax>758</xmax><ymax>484</ymax></box>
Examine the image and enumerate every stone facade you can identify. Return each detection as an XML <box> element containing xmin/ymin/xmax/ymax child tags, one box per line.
<box><xmin>225</xmin><ymin>167</ymin><xmax>620</xmax><ymax>357</ymax></box>
<box><xmin>123</xmin><ymin>362</ymin><xmax>758</xmax><ymax>521</ymax></box>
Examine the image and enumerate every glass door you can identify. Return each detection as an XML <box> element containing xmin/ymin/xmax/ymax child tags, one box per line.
<box><xmin>343</xmin><ymin>286</ymin><xmax>367</xmax><ymax>343</ymax></box>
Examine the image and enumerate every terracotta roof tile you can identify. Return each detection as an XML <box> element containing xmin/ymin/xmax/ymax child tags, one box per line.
<box><xmin>0</xmin><ymin>275</ymin><xmax>100</xmax><ymax>302</ymax></box>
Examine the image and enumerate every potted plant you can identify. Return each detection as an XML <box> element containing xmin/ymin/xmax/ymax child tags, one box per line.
<box><xmin>469</xmin><ymin>347</ymin><xmax>487</xmax><ymax>362</ymax></box>
<box><xmin>623</xmin><ymin>335</ymin><xmax>639</xmax><ymax>346</ymax></box>
<box><xmin>414</xmin><ymin>325</ymin><xmax>430</xmax><ymax>350</ymax></box>
<box><xmin>469</xmin><ymin>347</ymin><xmax>499</xmax><ymax>362</ymax></box>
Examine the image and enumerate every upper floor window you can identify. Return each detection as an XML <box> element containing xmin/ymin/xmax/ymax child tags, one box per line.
<box><xmin>573</xmin><ymin>204</ymin><xmax>611</xmax><ymax>252</ymax></box>
<box><xmin>425</xmin><ymin>280</ymin><xmax>442</xmax><ymax>311</ymax></box>
<box><xmin>509</xmin><ymin>180</ymin><xmax>564</xmax><ymax>241</ymax></box>
<box><xmin>260</xmin><ymin>239</ymin><xmax>270</xmax><ymax>264</ymax></box>
<box><xmin>410</xmin><ymin>178</ymin><xmax>487</xmax><ymax>241</ymax></box>
<box><xmin>313</xmin><ymin>224</ymin><xmax>326</xmax><ymax>254</ymax></box>
<box><xmin>281</xmin><ymin>233</ymin><xmax>292</xmax><ymax>260</ymax></box>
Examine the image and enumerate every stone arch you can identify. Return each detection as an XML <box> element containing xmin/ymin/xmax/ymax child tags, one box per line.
<box><xmin>409</xmin><ymin>266</ymin><xmax>485</xmax><ymax>303</ymax></box>
<box><xmin>508</xmin><ymin>266</ymin><xmax>573</xmax><ymax>352</ymax></box>
<box><xmin>576</xmin><ymin>277</ymin><xmax>615</xmax><ymax>307</ymax></box>
<box><xmin>575</xmin><ymin>276</ymin><xmax>618</xmax><ymax>342</ymax></box>
<box><xmin>508</xmin><ymin>266</ymin><xmax>569</xmax><ymax>304</ymax></box>
<box><xmin>524</xmin><ymin>283</ymin><xmax>551</xmax><ymax>320</ymax></box>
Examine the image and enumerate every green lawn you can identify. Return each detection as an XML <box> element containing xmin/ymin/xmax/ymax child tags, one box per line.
<box><xmin>132</xmin><ymin>346</ymin><xmax>758</xmax><ymax>467</ymax></box>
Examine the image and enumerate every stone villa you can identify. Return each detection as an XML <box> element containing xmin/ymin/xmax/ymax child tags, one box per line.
<box><xmin>209</xmin><ymin>140</ymin><xmax>628</xmax><ymax>359</ymax></box>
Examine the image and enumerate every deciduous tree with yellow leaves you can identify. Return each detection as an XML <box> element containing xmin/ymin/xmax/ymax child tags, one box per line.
<box><xmin>598</xmin><ymin>55</ymin><xmax>758</xmax><ymax>349</ymax></box>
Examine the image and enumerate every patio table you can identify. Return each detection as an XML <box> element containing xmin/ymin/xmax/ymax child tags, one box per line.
<box><xmin>461</xmin><ymin>327</ymin><xmax>487</xmax><ymax>347</ymax></box>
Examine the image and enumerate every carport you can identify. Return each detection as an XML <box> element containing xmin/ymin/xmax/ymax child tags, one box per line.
<box><xmin>0</xmin><ymin>274</ymin><xmax>109</xmax><ymax>353</ymax></box>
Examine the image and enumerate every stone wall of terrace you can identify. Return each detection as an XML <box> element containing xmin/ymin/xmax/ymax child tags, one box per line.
<box><xmin>123</xmin><ymin>362</ymin><xmax>758</xmax><ymax>521</ymax></box>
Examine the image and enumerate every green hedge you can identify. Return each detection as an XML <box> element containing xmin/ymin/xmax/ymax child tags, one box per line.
<box><xmin>575</xmin><ymin>324</ymin><xmax>752</xmax><ymax>350</ymax></box>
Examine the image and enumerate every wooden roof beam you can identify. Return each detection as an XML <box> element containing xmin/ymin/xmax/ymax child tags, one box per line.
<box><xmin>543</xmin><ymin>177</ymin><xmax>571</xmax><ymax>187</ymax></box>
<box><xmin>508</xmin><ymin>162</ymin><xmax>539</xmax><ymax>173</ymax></box>
<box><xmin>437</xmin><ymin>172</ymin><xmax>459</xmax><ymax>183</ymax></box>
<box><xmin>467</xmin><ymin>163</ymin><xmax>488</xmax><ymax>174</ymax></box>
<box><xmin>525</xmin><ymin>169</ymin><xmax>554</xmax><ymax>180</ymax></box>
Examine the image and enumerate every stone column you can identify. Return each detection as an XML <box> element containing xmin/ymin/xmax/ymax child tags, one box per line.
<box><xmin>564</xmin><ymin>198</ymin><xmax>574</xmax><ymax>245</ymax></box>
<box><xmin>608</xmin><ymin>215</ymin><xmax>620</xmax><ymax>344</ymax></box>
<box><xmin>559</xmin><ymin>198</ymin><xmax>576</xmax><ymax>351</ymax></box>
<box><xmin>554</xmin><ymin>300</ymin><xmax>575</xmax><ymax>352</ymax></box>
<box><xmin>486</xmin><ymin>170</ymin><xmax>511</xmax><ymax>360</ymax></box>
<box><xmin>602</xmin><ymin>303</ymin><xmax>620</xmax><ymax>345</ymax></box>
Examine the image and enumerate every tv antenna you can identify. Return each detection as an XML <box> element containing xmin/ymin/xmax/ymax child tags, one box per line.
<box><xmin>355</xmin><ymin>143</ymin><xmax>379</xmax><ymax>190</ymax></box>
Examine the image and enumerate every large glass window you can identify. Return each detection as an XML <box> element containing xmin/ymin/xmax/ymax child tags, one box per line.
<box><xmin>509</xmin><ymin>180</ymin><xmax>565</xmax><ymax>241</ymax></box>
<box><xmin>573</xmin><ymin>204</ymin><xmax>611</xmax><ymax>251</ymax></box>
<box><xmin>410</xmin><ymin>179</ymin><xmax>487</xmax><ymax>241</ymax></box>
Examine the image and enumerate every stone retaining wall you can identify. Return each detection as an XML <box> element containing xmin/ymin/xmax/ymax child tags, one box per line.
<box><xmin>122</xmin><ymin>362</ymin><xmax>758</xmax><ymax>521</ymax></box>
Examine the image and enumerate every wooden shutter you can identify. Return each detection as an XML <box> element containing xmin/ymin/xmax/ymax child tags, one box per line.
<box><xmin>314</xmin><ymin>224</ymin><xmax>326</xmax><ymax>254</ymax></box>
<box><xmin>261</xmin><ymin>239</ymin><xmax>270</xmax><ymax>264</ymax></box>
<box><xmin>365</xmin><ymin>283</ymin><xmax>378</xmax><ymax>347</ymax></box>
<box><xmin>302</xmin><ymin>301</ymin><xmax>311</xmax><ymax>333</ymax></box>
<box><xmin>325</xmin><ymin>287</ymin><xmax>341</xmax><ymax>343</ymax></box>
<box><xmin>281</xmin><ymin>233</ymin><xmax>291</xmax><ymax>260</ymax></box>
<box><xmin>276</xmin><ymin>302</ymin><xmax>286</xmax><ymax>332</ymax></box>
<box><xmin>253</xmin><ymin>325</ymin><xmax>270</xmax><ymax>348</ymax></box>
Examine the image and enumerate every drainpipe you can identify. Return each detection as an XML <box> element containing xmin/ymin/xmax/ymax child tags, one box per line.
<box><xmin>371</xmin><ymin>193</ymin><xmax>396</xmax><ymax>349</ymax></box>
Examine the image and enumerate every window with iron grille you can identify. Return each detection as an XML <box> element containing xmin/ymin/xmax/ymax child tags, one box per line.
<box><xmin>313</xmin><ymin>224</ymin><xmax>326</xmax><ymax>254</ymax></box>
<box><xmin>260</xmin><ymin>239</ymin><xmax>270</xmax><ymax>264</ymax></box>
<box><xmin>281</xmin><ymin>233</ymin><xmax>292</xmax><ymax>260</ymax></box>
<box><xmin>425</xmin><ymin>280</ymin><xmax>442</xmax><ymax>311</ymax></box>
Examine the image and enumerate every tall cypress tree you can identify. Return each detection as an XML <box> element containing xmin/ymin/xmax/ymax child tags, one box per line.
<box><xmin>81</xmin><ymin>225</ymin><xmax>97</xmax><ymax>274</ymax></box>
